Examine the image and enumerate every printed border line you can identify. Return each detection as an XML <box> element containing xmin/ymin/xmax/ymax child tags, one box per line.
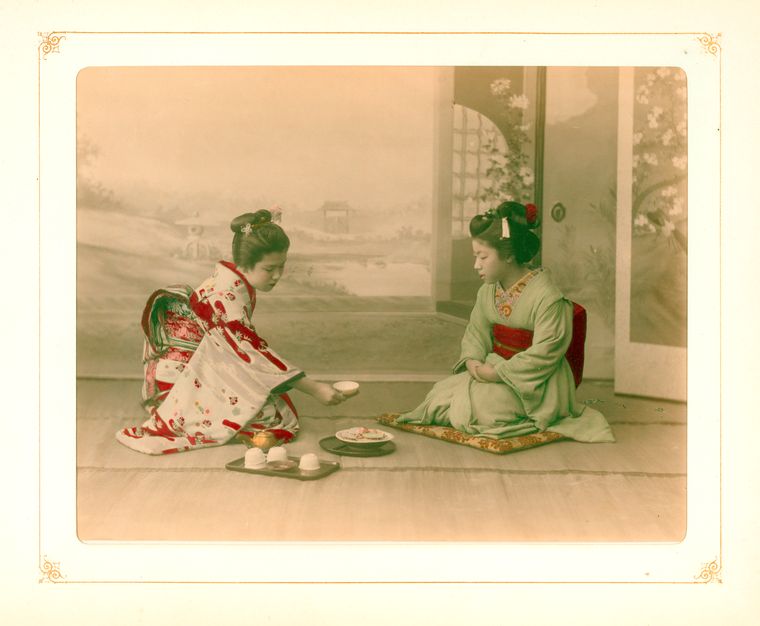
<box><xmin>42</xmin><ymin>30</ymin><xmax>715</xmax><ymax>35</ymax></box>
<box><xmin>33</xmin><ymin>579</ymin><xmax>728</xmax><ymax>586</ymax></box>
<box><xmin>37</xmin><ymin>31</ymin><xmax>43</xmax><ymax>581</ymax></box>
<box><xmin>718</xmin><ymin>32</ymin><xmax>724</xmax><ymax>584</ymax></box>
<box><xmin>39</xmin><ymin>30</ymin><xmax>722</xmax><ymax>585</ymax></box>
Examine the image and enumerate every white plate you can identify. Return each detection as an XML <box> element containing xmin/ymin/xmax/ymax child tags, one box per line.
<box><xmin>335</xmin><ymin>427</ymin><xmax>394</xmax><ymax>445</ymax></box>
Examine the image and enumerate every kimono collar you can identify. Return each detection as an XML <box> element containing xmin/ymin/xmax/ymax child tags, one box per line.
<box><xmin>498</xmin><ymin>267</ymin><xmax>543</xmax><ymax>294</ymax></box>
<box><xmin>218</xmin><ymin>260</ymin><xmax>256</xmax><ymax>311</ymax></box>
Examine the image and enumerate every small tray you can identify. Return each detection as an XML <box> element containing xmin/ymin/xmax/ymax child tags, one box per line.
<box><xmin>319</xmin><ymin>436</ymin><xmax>396</xmax><ymax>457</ymax></box>
<box><xmin>225</xmin><ymin>455</ymin><xmax>340</xmax><ymax>481</ymax></box>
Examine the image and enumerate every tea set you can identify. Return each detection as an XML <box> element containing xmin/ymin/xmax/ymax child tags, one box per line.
<box><xmin>226</xmin><ymin>380</ymin><xmax>396</xmax><ymax>480</ymax></box>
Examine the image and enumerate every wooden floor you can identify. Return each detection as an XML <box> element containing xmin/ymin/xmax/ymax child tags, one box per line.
<box><xmin>77</xmin><ymin>378</ymin><xmax>686</xmax><ymax>542</ymax></box>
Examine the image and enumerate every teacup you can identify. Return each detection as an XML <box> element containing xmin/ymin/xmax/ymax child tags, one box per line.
<box><xmin>298</xmin><ymin>453</ymin><xmax>320</xmax><ymax>472</ymax></box>
<box><xmin>244</xmin><ymin>448</ymin><xmax>266</xmax><ymax>469</ymax></box>
<box><xmin>266</xmin><ymin>446</ymin><xmax>288</xmax><ymax>463</ymax></box>
<box><xmin>333</xmin><ymin>380</ymin><xmax>360</xmax><ymax>397</ymax></box>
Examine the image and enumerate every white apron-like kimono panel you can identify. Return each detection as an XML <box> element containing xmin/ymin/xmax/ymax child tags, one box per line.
<box><xmin>398</xmin><ymin>268</ymin><xmax>615</xmax><ymax>443</ymax></box>
<box><xmin>116</xmin><ymin>261</ymin><xmax>304</xmax><ymax>455</ymax></box>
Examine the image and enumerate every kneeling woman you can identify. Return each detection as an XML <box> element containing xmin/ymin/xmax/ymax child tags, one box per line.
<box><xmin>398</xmin><ymin>201</ymin><xmax>614</xmax><ymax>443</ymax></box>
<box><xmin>116</xmin><ymin>209</ymin><xmax>347</xmax><ymax>455</ymax></box>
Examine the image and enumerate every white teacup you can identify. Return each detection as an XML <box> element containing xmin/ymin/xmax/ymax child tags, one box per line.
<box><xmin>266</xmin><ymin>446</ymin><xmax>288</xmax><ymax>463</ymax></box>
<box><xmin>333</xmin><ymin>380</ymin><xmax>360</xmax><ymax>397</ymax></box>
<box><xmin>298</xmin><ymin>453</ymin><xmax>320</xmax><ymax>471</ymax></box>
<box><xmin>244</xmin><ymin>448</ymin><xmax>266</xmax><ymax>469</ymax></box>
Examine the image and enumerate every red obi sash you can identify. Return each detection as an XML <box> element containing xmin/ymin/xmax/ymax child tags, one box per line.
<box><xmin>492</xmin><ymin>302</ymin><xmax>587</xmax><ymax>388</ymax></box>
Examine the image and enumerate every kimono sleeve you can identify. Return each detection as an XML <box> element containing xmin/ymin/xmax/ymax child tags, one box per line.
<box><xmin>193</xmin><ymin>267</ymin><xmax>304</xmax><ymax>394</ymax></box>
<box><xmin>487</xmin><ymin>295</ymin><xmax>573</xmax><ymax>417</ymax></box>
<box><xmin>452</xmin><ymin>285</ymin><xmax>493</xmax><ymax>373</ymax></box>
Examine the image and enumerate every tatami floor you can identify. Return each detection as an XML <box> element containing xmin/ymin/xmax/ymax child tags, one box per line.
<box><xmin>77</xmin><ymin>376</ymin><xmax>686</xmax><ymax>542</ymax></box>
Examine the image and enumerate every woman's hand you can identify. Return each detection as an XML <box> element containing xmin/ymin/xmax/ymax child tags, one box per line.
<box><xmin>466</xmin><ymin>359</ymin><xmax>486</xmax><ymax>382</ymax></box>
<box><xmin>466</xmin><ymin>360</ymin><xmax>500</xmax><ymax>383</ymax></box>
<box><xmin>292</xmin><ymin>376</ymin><xmax>346</xmax><ymax>405</ymax></box>
<box><xmin>311</xmin><ymin>382</ymin><xmax>346</xmax><ymax>406</ymax></box>
<box><xmin>474</xmin><ymin>363</ymin><xmax>500</xmax><ymax>383</ymax></box>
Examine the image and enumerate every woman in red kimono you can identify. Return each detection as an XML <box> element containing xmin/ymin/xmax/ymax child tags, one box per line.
<box><xmin>116</xmin><ymin>209</ymin><xmax>346</xmax><ymax>455</ymax></box>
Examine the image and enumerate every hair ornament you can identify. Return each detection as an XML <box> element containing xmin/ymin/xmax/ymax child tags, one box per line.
<box><xmin>268</xmin><ymin>204</ymin><xmax>283</xmax><ymax>224</ymax></box>
<box><xmin>501</xmin><ymin>217</ymin><xmax>511</xmax><ymax>239</ymax></box>
<box><xmin>492</xmin><ymin>200</ymin><xmax>541</xmax><ymax>230</ymax></box>
<box><xmin>483</xmin><ymin>206</ymin><xmax>497</xmax><ymax>221</ymax></box>
<box><xmin>240</xmin><ymin>215</ymin><xmax>274</xmax><ymax>235</ymax></box>
<box><xmin>525</xmin><ymin>203</ymin><xmax>538</xmax><ymax>225</ymax></box>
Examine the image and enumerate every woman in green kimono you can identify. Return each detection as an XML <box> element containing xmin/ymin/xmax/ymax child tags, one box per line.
<box><xmin>397</xmin><ymin>201</ymin><xmax>614</xmax><ymax>443</ymax></box>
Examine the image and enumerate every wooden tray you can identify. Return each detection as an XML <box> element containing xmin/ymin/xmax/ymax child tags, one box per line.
<box><xmin>225</xmin><ymin>455</ymin><xmax>340</xmax><ymax>481</ymax></box>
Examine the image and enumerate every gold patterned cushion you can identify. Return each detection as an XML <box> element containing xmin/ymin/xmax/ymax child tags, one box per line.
<box><xmin>375</xmin><ymin>413</ymin><xmax>566</xmax><ymax>454</ymax></box>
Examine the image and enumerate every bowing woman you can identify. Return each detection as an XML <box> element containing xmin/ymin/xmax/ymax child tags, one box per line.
<box><xmin>116</xmin><ymin>209</ymin><xmax>347</xmax><ymax>455</ymax></box>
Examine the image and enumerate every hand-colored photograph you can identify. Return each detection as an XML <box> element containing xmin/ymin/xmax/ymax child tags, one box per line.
<box><xmin>76</xmin><ymin>65</ymin><xmax>687</xmax><ymax>542</ymax></box>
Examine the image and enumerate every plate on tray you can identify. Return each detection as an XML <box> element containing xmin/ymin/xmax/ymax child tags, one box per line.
<box><xmin>320</xmin><ymin>436</ymin><xmax>396</xmax><ymax>457</ymax></box>
<box><xmin>335</xmin><ymin>427</ymin><xmax>394</xmax><ymax>448</ymax></box>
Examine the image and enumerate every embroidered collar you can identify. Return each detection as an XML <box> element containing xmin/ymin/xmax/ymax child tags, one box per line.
<box><xmin>218</xmin><ymin>260</ymin><xmax>256</xmax><ymax>311</ymax></box>
<box><xmin>494</xmin><ymin>268</ymin><xmax>543</xmax><ymax>320</ymax></box>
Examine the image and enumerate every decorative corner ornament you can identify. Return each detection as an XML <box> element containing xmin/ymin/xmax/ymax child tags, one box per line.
<box><xmin>694</xmin><ymin>558</ymin><xmax>722</xmax><ymax>583</ymax></box>
<box><xmin>697</xmin><ymin>33</ymin><xmax>721</xmax><ymax>56</ymax></box>
<box><xmin>38</xmin><ymin>32</ymin><xmax>65</xmax><ymax>59</ymax></box>
<box><xmin>39</xmin><ymin>556</ymin><xmax>65</xmax><ymax>583</ymax></box>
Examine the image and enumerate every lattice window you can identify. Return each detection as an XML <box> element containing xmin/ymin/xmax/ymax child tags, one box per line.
<box><xmin>451</xmin><ymin>104</ymin><xmax>507</xmax><ymax>237</ymax></box>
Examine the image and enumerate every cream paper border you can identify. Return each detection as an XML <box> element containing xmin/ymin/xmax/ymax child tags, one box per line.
<box><xmin>39</xmin><ymin>32</ymin><xmax>721</xmax><ymax>584</ymax></box>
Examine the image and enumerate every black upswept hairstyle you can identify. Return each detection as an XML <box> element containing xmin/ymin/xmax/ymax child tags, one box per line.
<box><xmin>230</xmin><ymin>210</ymin><xmax>290</xmax><ymax>270</ymax></box>
<box><xmin>469</xmin><ymin>201</ymin><xmax>540</xmax><ymax>265</ymax></box>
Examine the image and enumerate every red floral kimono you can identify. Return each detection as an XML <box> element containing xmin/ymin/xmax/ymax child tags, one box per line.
<box><xmin>116</xmin><ymin>261</ymin><xmax>304</xmax><ymax>455</ymax></box>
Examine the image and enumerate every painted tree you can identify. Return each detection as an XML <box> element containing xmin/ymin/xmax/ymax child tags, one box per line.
<box><xmin>479</xmin><ymin>78</ymin><xmax>535</xmax><ymax>205</ymax></box>
<box><xmin>632</xmin><ymin>67</ymin><xmax>688</xmax><ymax>252</ymax></box>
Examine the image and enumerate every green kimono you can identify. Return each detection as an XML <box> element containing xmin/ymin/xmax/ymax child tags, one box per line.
<box><xmin>398</xmin><ymin>268</ymin><xmax>615</xmax><ymax>443</ymax></box>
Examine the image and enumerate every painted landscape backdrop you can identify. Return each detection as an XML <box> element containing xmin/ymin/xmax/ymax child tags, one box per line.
<box><xmin>77</xmin><ymin>66</ymin><xmax>437</xmax><ymax>306</ymax></box>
